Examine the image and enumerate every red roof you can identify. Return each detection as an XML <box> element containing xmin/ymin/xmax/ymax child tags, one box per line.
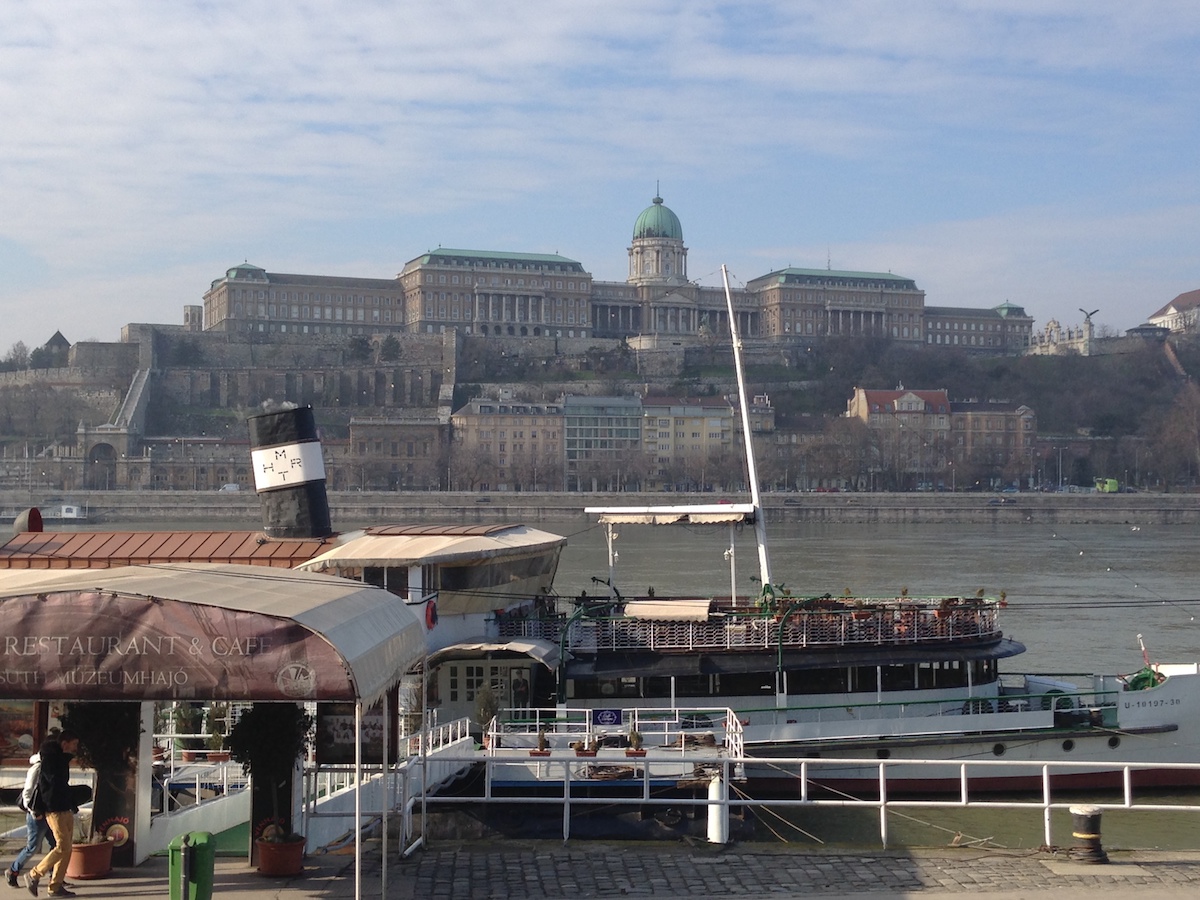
<box><xmin>1149</xmin><ymin>288</ymin><xmax>1200</xmax><ymax>320</ymax></box>
<box><xmin>859</xmin><ymin>389</ymin><xmax>950</xmax><ymax>414</ymax></box>
<box><xmin>0</xmin><ymin>530</ymin><xmax>330</xmax><ymax>569</ymax></box>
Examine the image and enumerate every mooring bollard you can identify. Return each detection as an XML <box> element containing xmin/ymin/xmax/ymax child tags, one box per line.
<box><xmin>1068</xmin><ymin>804</ymin><xmax>1109</xmax><ymax>863</ymax></box>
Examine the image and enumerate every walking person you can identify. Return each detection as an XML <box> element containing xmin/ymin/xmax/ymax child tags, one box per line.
<box><xmin>24</xmin><ymin>731</ymin><xmax>80</xmax><ymax>898</ymax></box>
<box><xmin>6</xmin><ymin>753</ymin><xmax>56</xmax><ymax>887</ymax></box>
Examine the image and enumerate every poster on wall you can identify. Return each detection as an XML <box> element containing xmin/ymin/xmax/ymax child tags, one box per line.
<box><xmin>0</xmin><ymin>701</ymin><xmax>38</xmax><ymax>765</ymax></box>
<box><xmin>315</xmin><ymin>694</ymin><xmax>397</xmax><ymax>765</ymax></box>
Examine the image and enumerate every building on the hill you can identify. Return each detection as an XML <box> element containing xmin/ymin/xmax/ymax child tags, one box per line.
<box><xmin>563</xmin><ymin>395</ymin><xmax>643</xmax><ymax>492</ymax></box>
<box><xmin>950</xmin><ymin>400</ymin><xmax>1038</xmax><ymax>487</ymax></box>
<box><xmin>202</xmin><ymin>263</ymin><xmax>408</xmax><ymax>335</ymax></box>
<box><xmin>924</xmin><ymin>301</ymin><xmax>1034</xmax><ymax>352</ymax></box>
<box><xmin>844</xmin><ymin>386</ymin><xmax>1038</xmax><ymax>489</ymax></box>
<box><xmin>448</xmin><ymin>397</ymin><xmax>564</xmax><ymax>491</ymax></box>
<box><xmin>398</xmin><ymin>249</ymin><xmax>592</xmax><ymax>337</ymax></box>
<box><xmin>198</xmin><ymin>195</ymin><xmax>1030</xmax><ymax>352</ymax></box>
<box><xmin>1147</xmin><ymin>288</ymin><xmax>1200</xmax><ymax>334</ymax></box>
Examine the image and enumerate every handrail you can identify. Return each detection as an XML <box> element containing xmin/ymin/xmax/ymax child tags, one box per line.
<box><xmin>499</xmin><ymin>600</ymin><xmax>1001</xmax><ymax>653</ymax></box>
<box><xmin>421</xmin><ymin>750</ymin><xmax>1200</xmax><ymax>847</ymax></box>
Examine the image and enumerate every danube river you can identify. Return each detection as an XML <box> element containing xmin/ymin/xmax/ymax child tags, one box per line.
<box><xmin>550</xmin><ymin>519</ymin><xmax>1200</xmax><ymax>850</ymax></box>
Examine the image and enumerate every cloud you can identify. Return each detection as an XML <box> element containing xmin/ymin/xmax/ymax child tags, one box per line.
<box><xmin>0</xmin><ymin>1</ymin><xmax>1197</xmax><ymax>347</ymax></box>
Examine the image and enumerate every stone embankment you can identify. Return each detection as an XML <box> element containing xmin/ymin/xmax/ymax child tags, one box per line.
<box><xmin>3</xmin><ymin>489</ymin><xmax>1197</xmax><ymax>527</ymax></box>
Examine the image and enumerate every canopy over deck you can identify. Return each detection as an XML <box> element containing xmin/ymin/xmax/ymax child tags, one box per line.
<box><xmin>0</xmin><ymin>563</ymin><xmax>425</xmax><ymax>707</ymax></box>
<box><xmin>584</xmin><ymin>503</ymin><xmax>756</xmax><ymax>526</ymax></box>
<box><xmin>297</xmin><ymin>523</ymin><xmax>565</xmax><ymax>615</ymax></box>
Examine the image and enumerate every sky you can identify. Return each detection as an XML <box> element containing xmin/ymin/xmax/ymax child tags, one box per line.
<box><xmin>2</xmin><ymin>1</ymin><xmax>1199</xmax><ymax>351</ymax></box>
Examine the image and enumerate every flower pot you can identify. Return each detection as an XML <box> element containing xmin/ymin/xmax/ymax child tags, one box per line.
<box><xmin>574</xmin><ymin>750</ymin><xmax>597</xmax><ymax>757</ymax></box>
<box><xmin>528</xmin><ymin>749</ymin><xmax>551</xmax><ymax>757</ymax></box>
<box><xmin>67</xmin><ymin>840</ymin><xmax>113</xmax><ymax>880</ymax></box>
<box><xmin>256</xmin><ymin>837</ymin><xmax>305</xmax><ymax>877</ymax></box>
<box><xmin>625</xmin><ymin>749</ymin><xmax>647</xmax><ymax>758</ymax></box>
<box><xmin>207</xmin><ymin>750</ymin><xmax>231</xmax><ymax>762</ymax></box>
<box><xmin>181</xmin><ymin>750</ymin><xmax>199</xmax><ymax>762</ymax></box>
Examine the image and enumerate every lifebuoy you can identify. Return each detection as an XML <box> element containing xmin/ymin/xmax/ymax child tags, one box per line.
<box><xmin>425</xmin><ymin>601</ymin><xmax>438</xmax><ymax>629</ymax></box>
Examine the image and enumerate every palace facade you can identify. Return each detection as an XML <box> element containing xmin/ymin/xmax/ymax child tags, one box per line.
<box><xmin>200</xmin><ymin>196</ymin><xmax>1034</xmax><ymax>352</ymax></box>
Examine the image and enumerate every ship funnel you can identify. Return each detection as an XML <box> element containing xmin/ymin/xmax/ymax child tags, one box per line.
<box><xmin>247</xmin><ymin>404</ymin><xmax>333</xmax><ymax>538</ymax></box>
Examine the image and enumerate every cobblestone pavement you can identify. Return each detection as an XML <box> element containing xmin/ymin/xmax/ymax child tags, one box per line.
<box><xmin>9</xmin><ymin>840</ymin><xmax>1200</xmax><ymax>899</ymax></box>
<box><xmin>396</xmin><ymin>841</ymin><xmax>1200</xmax><ymax>899</ymax></box>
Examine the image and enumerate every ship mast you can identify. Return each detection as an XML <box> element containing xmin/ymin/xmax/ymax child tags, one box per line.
<box><xmin>722</xmin><ymin>265</ymin><xmax>772</xmax><ymax>590</ymax></box>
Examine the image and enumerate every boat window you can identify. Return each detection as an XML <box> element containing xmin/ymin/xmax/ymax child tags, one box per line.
<box><xmin>786</xmin><ymin>668</ymin><xmax>848</xmax><ymax>695</ymax></box>
<box><xmin>848</xmin><ymin>666</ymin><xmax>878</xmax><ymax>693</ymax></box>
<box><xmin>879</xmin><ymin>665</ymin><xmax>917</xmax><ymax>691</ymax></box>
<box><xmin>715</xmin><ymin>673</ymin><xmax>774</xmax><ymax>696</ymax></box>
<box><xmin>674</xmin><ymin>674</ymin><xmax>712</xmax><ymax>697</ymax></box>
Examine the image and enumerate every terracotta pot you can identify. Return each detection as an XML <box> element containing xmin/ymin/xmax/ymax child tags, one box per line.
<box><xmin>625</xmin><ymin>749</ymin><xmax>647</xmax><ymax>758</ymax></box>
<box><xmin>67</xmin><ymin>840</ymin><xmax>113</xmax><ymax>880</ymax></box>
<box><xmin>181</xmin><ymin>750</ymin><xmax>199</xmax><ymax>762</ymax></box>
<box><xmin>574</xmin><ymin>750</ymin><xmax>597</xmax><ymax>757</ymax></box>
<box><xmin>528</xmin><ymin>749</ymin><xmax>551</xmax><ymax>757</ymax></box>
<box><xmin>207</xmin><ymin>750</ymin><xmax>231</xmax><ymax>762</ymax></box>
<box><xmin>256</xmin><ymin>837</ymin><xmax>305</xmax><ymax>877</ymax></box>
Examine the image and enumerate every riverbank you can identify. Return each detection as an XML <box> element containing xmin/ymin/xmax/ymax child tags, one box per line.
<box><xmin>3</xmin><ymin>489</ymin><xmax>1197</xmax><ymax>527</ymax></box>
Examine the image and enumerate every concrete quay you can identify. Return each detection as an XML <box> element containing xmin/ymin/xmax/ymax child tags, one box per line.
<box><xmin>32</xmin><ymin>841</ymin><xmax>1200</xmax><ymax>899</ymax></box>
<box><xmin>7</xmin><ymin>488</ymin><xmax>1200</xmax><ymax>527</ymax></box>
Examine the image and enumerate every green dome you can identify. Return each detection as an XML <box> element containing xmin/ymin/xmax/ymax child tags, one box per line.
<box><xmin>633</xmin><ymin>196</ymin><xmax>683</xmax><ymax>241</ymax></box>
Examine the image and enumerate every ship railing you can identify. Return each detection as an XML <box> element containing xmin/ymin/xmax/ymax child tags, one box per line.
<box><xmin>485</xmin><ymin>705</ymin><xmax>743</xmax><ymax>755</ymax></box>
<box><xmin>537</xmin><ymin>606</ymin><xmax>997</xmax><ymax>653</ymax></box>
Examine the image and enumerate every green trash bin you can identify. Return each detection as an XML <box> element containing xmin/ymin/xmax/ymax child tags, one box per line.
<box><xmin>168</xmin><ymin>832</ymin><xmax>215</xmax><ymax>900</ymax></box>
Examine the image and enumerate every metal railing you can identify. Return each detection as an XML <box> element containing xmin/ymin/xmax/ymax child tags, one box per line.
<box><xmin>400</xmin><ymin>740</ymin><xmax>1200</xmax><ymax>847</ymax></box>
<box><xmin>498</xmin><ymin>599</ymin><xmax>1000</xmax><ymax>653</ymax></box>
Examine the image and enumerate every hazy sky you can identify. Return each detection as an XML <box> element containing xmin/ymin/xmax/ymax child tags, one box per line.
<box><xmin>3</xmin><ymin>1</ymin><xmax>1198</xmax><ymax>350</ymax></box>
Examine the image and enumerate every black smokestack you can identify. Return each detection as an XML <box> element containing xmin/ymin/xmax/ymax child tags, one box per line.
<box><xmin>247</xmin><ymin>405</ymin><xmax>333</xmax><ymax>538</ymax></box>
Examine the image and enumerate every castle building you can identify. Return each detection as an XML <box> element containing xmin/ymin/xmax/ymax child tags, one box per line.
<box><xmin>199</xmin><ymin>195</ymin><xmax>1031</xmax><ymax>351</ymax></box>
<box><xmin>398</xmin><ymin>249</ymin><xmax>592</xmax><ymax>337</ymax></box>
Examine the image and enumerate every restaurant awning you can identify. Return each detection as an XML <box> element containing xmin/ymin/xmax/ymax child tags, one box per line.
<box><xmin>0</xmin><ymin>563</ymin><xmax>426</xmax><ymax>707</ymax></box>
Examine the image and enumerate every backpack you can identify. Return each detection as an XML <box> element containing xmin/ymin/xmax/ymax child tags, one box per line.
<box><xmin>16</xmin><ymin>759</ymin><xmax>41</xmax><ymax>814</ymax></box>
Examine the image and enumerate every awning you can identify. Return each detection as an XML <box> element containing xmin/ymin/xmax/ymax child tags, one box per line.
<box><xmin>296</xmin><ymin>524</ymin><xmax>566</xmax><ymax>570</ymax></box>
<box><xmin>427</xmin><ymin>637</ymin><xmax>566</xmax><ymax>669</ymax></box>
<box><xmin>623</xmin><ymin>599</ymin><xmax>713</xmax><ymax>621</ymax></box>
<box><xmin>585</xmin><ymin>503</ymin><xmax>756</xmax><ymax>526</ymax></box>
<box><xmin>0</xmin><ymin>563</ymin><xmax>426</xmax><ymax>707</ymax></box>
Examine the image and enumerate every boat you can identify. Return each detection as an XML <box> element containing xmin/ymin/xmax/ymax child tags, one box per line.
<box><xmin>403</xmin><ymin>266</ymin><xmax>1200</xmax><ymax>795</ymax></box>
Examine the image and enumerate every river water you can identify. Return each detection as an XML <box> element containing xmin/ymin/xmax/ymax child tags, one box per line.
<box><xmin>550</xmin><ymin>519</ymin><xmax>1200</xmax><ymax>850</ymax></box>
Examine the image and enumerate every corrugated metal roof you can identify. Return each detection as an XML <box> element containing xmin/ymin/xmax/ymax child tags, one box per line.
<box><xmin>0</xmin><ymin>530</ymin><xmax>329</xmax><ymax>569</ymax></box>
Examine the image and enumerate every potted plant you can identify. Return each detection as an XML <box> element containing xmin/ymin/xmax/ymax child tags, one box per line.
<box><xmin>529</xmin><ymin>728</ymin><xmax>550</xmax><ymax>757</ymax></box>
<box><xmin>625</xmin><ymin>727</ymin><xmax>646</xmax><ymax>758</ymax></box>
<box><xmin>475</xmin><ymin>685</ymin><xmax>499</xmax><ymax>748</ymax></box>
<box><xmin>59</xmin><ymin>702</ymin><xmax>141</xmax><ymax>873</ymax></box>
<box><xmin>206</xmin><ymin>702</ymin><xmax>230</xmax><ymax>762</ymax></box>
<box><xmin>174</xmin><ymin>703</ymin><xmax>204</xmax><ymax>761</ymax></box>
<box><xmin>226</xmin><ymin>702</ymin><xmax>313</xmax><ymax>877</ymax></box>
<box><xmin>574</xmin><ymin>737</ymin><xmax>598</xmax><ymax>758</ymax></box>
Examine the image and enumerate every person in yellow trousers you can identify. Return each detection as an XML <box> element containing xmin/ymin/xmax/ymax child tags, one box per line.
<box><xmin>24</xmin><ymin>731</ymin><xmax>80</xmax><ymax>898</ymax></box>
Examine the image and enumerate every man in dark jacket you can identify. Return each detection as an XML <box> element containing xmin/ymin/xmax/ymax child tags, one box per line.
<box><xmin>24</xmin><ymin>731</ymin><xmax>80</xmax><ymax>898</ymax></box>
